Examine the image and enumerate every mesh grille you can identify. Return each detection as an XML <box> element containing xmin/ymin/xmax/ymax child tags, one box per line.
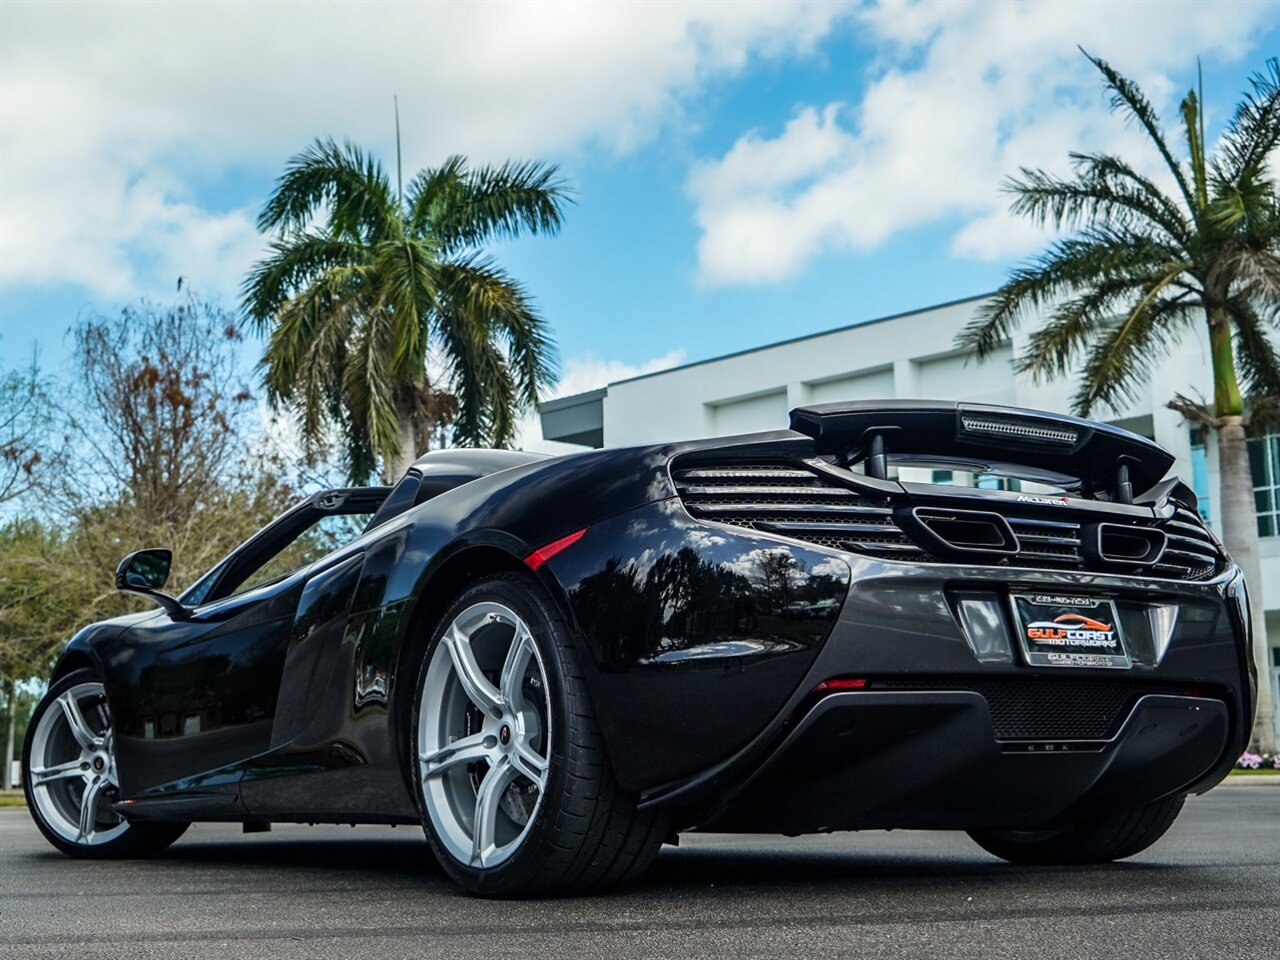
<box><xmin>870</xmin><ymin>677</ymin><xmax>1203</xmax><ymax>741</ymax></box>
<box><xmin>672</xmin><ymin>460</ymin><xmax>1222</xmax><ymax>582</ymax></box>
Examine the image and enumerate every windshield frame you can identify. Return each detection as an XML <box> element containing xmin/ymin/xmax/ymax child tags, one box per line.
<box><xmin>179</xmin><ymin>486</ymin><xmax>392</xmax><ymax>607</ymax></box>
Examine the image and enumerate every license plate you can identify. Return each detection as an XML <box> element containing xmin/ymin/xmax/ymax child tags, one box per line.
<box><xmin>1011</xmin><ymin>594</ymin><xmax>1130</xmax><ymax>669</ymax></box>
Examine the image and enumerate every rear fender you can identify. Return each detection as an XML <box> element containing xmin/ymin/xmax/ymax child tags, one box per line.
<box><xmin>540</xmin><ymin>498</ymin><xmax>851</xmax><ymax>791</ymax></box>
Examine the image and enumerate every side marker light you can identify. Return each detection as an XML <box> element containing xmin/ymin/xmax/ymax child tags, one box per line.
<box><xmin>523</xmin><ymin>527</ymin><xmax>590</xmax><ymax>570</ymax></box>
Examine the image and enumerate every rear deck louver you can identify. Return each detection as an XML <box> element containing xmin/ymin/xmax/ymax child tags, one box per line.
<box><xmin>672</xmin><ymin>461</ymin><xmax>1221</xmax><ymax>582</ymax></box>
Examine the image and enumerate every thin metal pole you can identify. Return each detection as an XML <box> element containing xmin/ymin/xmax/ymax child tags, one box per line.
<box><xmin>394</xmin><ymin>95</ymin><xmax>403</xmax><ymax>206</ymax></box>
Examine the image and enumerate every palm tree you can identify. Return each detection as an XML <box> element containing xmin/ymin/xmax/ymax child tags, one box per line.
<box><xmin>243</xmin><ymin>140</ymin><xmax>569</xmax><ymax>483</ymax></box>
<box><xmin>958</xmin><ymin>54</ymin><xmax>1280</xmax><ymax>752</ymax></box>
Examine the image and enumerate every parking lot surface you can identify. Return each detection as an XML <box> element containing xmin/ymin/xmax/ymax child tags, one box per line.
<box><xmin>2</xmin><ymin>781</ymin><xmax>1277</xmax><ymax>959</ymax></box>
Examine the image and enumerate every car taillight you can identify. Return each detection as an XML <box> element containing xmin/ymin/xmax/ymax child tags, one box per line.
<box><xmin>811</xmin><ymin>678</ymin><xmax>868</xmax><ymax>694</ymax></box>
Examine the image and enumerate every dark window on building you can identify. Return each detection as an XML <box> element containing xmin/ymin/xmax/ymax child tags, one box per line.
<box><xmin>1190</xmin><ymin>433</ymin><xmax>1211</xmax><ymax>523</ymax></box>
<box><xmin>1250</xmin><ymin>433</ymin><xmax>1280</xmax><ymax>538</ymax></box>
<box><xmin>976</xmin><ymin>474</ymin><xmax>1021</xmax><ymax>493</ymax></box>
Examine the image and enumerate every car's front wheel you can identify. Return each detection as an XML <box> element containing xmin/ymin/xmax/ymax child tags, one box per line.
<box><xmin>410</xmin><ymin>573</ymin><xmax>667</xmax><ymax>897</ymax></box>
<box><xmin>967</xmin><ymin>792</ymin><xmax>1186</xmax><ymax>865</ymax></box>
<box><xmin>23</xmin><ymin>668</ymin><xmax>188</xmax><ymax>858</ymax></box>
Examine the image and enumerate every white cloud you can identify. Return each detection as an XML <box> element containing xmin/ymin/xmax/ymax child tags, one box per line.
<box><xmin>516</xmin><ymin>348</ymin><xmax>687</xmax><ymax>453</ymax></box>
<box><xmin>552</xmin><ymin>349</ymin><xmax>688</xmax><ymax>399</ymax></box>
<box><xmin>689</xmin><ymin>0</ymin><xmax>1274</xmax><ymax>285</ymax></box>
<box><xmin>0</xmin><ymin>0</ymin><xmax>851</xmax><ymax>301</ymax></box>
<box><xmin>718</xmin><ymin>546</ymin><xmax>799</xmax><ymax>581</ymax></box>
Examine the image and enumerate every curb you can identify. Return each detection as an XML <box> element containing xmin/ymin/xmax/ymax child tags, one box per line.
<box><xmin>1216</xmin><ymin>776</ymin><xmax>1280</xmax><ymax>787</ymax></box>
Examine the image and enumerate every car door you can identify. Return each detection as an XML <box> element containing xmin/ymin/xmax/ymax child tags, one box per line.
<box><xmin>108</xmin><ymin>488</ymin><xmax>388</xmax><ymax>809</ymax></box>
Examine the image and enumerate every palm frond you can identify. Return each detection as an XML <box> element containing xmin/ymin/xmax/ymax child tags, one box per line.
<box><xmin>1215</xmin><ymin>57</ymin><xmax>1280</xmax><ymax>186</ymax></box>
<box><xmin>1210</xmin><ymin>241</ymin><xmax>1280</xmax><ymax>307</ymax></box>
<box><xmin>287</xmin><ymin>296</ymin><xmax>364</xmax><ymax>451</ymax></box>
<box><xmin>372</xmin><ymin>237</ymin><xmax>442</xmax><ymax>376</ymax></box>
<box><xmin>258</xmin><ymin>264</ymin><xmax>370</xmax><ymax>408</ymax></box>
<box><xmin>1008</xmin><ymin>154</ymin><xmax>1191</xmax><ymax>248</ymax></box>
<box><xmin>439</xmin><ymin>255</ymin><xmax>559</xmax><ymax>406</ymax></box>
<box><xmin>1082</xmin><ymin>49</ymin><xmax>1196</xmax><ymax>212</ymax></box>
<box><xmin>1179</xmin><ymin>88</ymin><xmax>1209</xmax><ymax>210</ymax></box>
<box><xmin>1071</xmin><ymin>289</ymin><xmax>1195</xmax><ymax>416</ymax></box>
<box><xmin>1014</xmin><ymin>267</ymin><xmax>1193</xmax><ymax>382</ymax></box>
<box><xmin>241</xmin><ymin>234</ymin><xmax>367</xmax><ymax>333</ymax></box>
<box><xmin>1207</xmin><ymin>159</ymin><xmax>1278</xmax><ymax>233</ymax></box>
<box><xmin>435</xmin><ymin>307</ymin><xmax>516</xmax><ymax>447</ymax></box>
<box><xmin>342</xmin><ymin>305</ymin><xmax>402</xmax><ymax>465</ymax></box>
<box><xmin>340</xmin><ymin>420</ymin><xmax>380</xmax><ymax>483</ymax></box>
<box><xmin>1229</xmin><ymin>297</ymin><xmax>1280</xmax><ymax>409</ymax></box>
<box><xmin>958</xmin><ymin>228</ymin><xmax>1182</xmax><ymax>357</ymax></box>
<box><xmin>412</xmin><ymin>159</ymin><xmax>571</xmax><ymax>252</ymax></box>
<box><xmin>257</xmin><ymin>138</ymin><xmax>397</xmax><ymax>240</ymax></box>
<box><xmin>1167</xmin><ymin>392</ymin><xmax>1220</xmax><ymax>431</ymax></box>
<box><xmin>403</xmin><ymin>155</ymin><xmax>469</xmax><ymax>234</ymax></box>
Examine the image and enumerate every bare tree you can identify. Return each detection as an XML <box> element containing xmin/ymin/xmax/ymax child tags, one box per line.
<box><xmin>61</xmin><ymin>297</ymin><xmax>254</xmax><ymax>525</ymax></box>
<box><xmin>0</xmin><ymin>355</ymin><xmax>57</xmax><ymax>508</ymax></box>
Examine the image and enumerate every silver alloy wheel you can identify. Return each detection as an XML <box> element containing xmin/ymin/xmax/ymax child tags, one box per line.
<box><xmin>28</xmin><ymin>682</ymin><xmax>128</xmax><ymax>846</ymax></box>
<box><xmin>418</xmin><ymin>601</ymin><xmax>552</xmax><ymax>869</ymax></box>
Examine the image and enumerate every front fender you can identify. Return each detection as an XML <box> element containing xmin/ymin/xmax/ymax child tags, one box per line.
<box><xmin>51</xmin><ymin>609</ymin><xmax>163</xmax><ymax>684</ymax></box>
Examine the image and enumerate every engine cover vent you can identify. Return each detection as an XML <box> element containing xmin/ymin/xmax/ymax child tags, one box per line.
<box><xmin>672</xmin><ymin>458</ymin><xmax>1222</xmax><ymax>582</ymax></box>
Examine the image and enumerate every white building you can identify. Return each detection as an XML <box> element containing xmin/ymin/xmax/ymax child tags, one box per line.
<box><xmin>540</xmin><ymin>293</ymin><xmax>1280</xmax><ymax>740</ymax></box>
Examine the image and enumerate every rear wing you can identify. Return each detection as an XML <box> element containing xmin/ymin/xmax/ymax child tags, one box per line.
<box><xmin>788</xmin><ymin>400</ymin><xmax>1174</xmax><ymax>501</ymax></box>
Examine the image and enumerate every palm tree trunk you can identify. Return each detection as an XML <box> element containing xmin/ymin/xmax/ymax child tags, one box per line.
<box><xmin>1209</xmin><ymin>306</ymin><xmax>1274</xmax><ymax>753</ymax></box>
<box><xmin>1217</xmin><ymin>418</ymin><xmax>1275</xmax><ymax>753</ymax></box>
<box><xmin>382</xmin><ymin>392</ymin><xmax>420</xmax><ymax>485</ymax></box>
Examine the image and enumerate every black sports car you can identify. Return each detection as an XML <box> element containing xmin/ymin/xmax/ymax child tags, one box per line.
<box><xmin>23</xmin><ymin>401</ymin><xmax>1255</xmax><ymax>896</ymax></box>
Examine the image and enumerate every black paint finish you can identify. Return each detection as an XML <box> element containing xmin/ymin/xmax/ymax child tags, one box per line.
<box><xmin>43</xmin><ymin>423</ymin><xmax>1254</xmax><ymax>836</ymax></box>
<box><xmin>104</xmin><ymin>573</ymin><xmax>308</xmax><ymax>801</ymax></box>
<box><xmin>547</xmin><ymin>498</ymin><xmax>851</xmax><ymax>788</ymax></box>
<box><xmin>703</xmin><ymin>692</ymin><xmax>1229</xmax><ymax>833</ymax></box>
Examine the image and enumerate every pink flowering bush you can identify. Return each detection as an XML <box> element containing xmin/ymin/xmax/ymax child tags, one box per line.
<box><xmin>1234</xmin><ymin>751</ymin><xmax>1279</xmax><ymax>770</ymax></box>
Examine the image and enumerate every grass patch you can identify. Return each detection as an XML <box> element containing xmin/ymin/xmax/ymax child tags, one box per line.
<box><xmin>0</xmin><ymin>791</ymin><xmax>26</xmax><ymax>807</ymax></box>
<box><xmin>1229</xmin><ymin>767</ymin><xmax>1280</xmax><ymax>776</ymax></box>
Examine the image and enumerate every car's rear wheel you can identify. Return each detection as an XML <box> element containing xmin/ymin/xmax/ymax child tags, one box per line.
<box><xmin>23</xmin><ymin>668</ymin><xmax>188</xmax><ymax>859</ymax></box>
<box><xmin>411</xmin><ymin>573</ymin><xmax>667</xmax><ymax>897</ymax></box>
<box><xmin>967</xmin><ymin>792</ymin><xmax>1186</xmax><ymax>865</ymax></box>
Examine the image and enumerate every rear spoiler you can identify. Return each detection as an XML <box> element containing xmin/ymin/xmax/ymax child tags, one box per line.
<box><xmin>788</xmin><ymin>400</ymin><xmax>1174</xmax><ymax>501</ymax></box>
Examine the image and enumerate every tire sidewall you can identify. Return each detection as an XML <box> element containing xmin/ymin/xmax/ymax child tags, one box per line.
<box><xmin>23</xmin><ymin>667</ymin><xmax>186</xmax><ymax>860</ymax></box>
<box><xmin>968</xmin><ymin>792</ymin><xmax>1186</xmax><ymax>865</ymax></box>
<box><xmin>24</xmin><ymin>669</ymin><xmax>113</xmax><ymax>857</ymax></box>
<box><xmin>409</xmin><ymin>574</ymin><xmax>574</xmax><ymax>894</ymax></box>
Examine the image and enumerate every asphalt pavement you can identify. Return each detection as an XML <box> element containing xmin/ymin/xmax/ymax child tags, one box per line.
<box><xmin>2</xmin><ymin>781</ymin><xmax>1277</xmax><ymax>959</ymax></box>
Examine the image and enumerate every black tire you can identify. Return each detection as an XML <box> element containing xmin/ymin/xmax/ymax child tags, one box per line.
<box><xmin>409</xmin><ymin>573</ymin><xmax>668</xmax><ymax>897</ymax></box>
<box><xmin>23</xmin><ymin>668</ymin><xmax>189</xmax><ymax>860</ymax></box>
<box><xmin>967</xmin><ymin>792</ymin><xmax>1186</xmax><ymax>865</ymax></box>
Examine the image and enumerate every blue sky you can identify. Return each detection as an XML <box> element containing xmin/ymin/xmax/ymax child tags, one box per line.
<box><xmin>2</xmin><ymin>1</ymin><xmax>1277</xmax><ymax>426</ymax></box>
